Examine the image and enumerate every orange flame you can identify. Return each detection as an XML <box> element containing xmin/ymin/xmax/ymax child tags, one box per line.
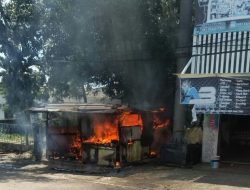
<box><xmin>83</xmin><ymin>112</ymin><xmax>143</xmax><ymax>145</ymax></box>
<box><xmin>151</xmin><ymin>110</ymin><xmax>171</xmax><ymax>156</ymax></box>
<box><xmin>153</xmin><ymin>115</ymin><xmax>170</xmax><ymax>129</ymax></box>
<box><xmin>120</xmin><ymin>112</ymin><xmax>143</xmax><ymax>128</ymax></box>
<box><xmin>84</xmin><ymin>117</ymin><xmax>119</xmax><ymax>144</ymax></box>
<box><xmin>69</xmin><ymin>134</ymin><xmax>82</xmax><ymax>159</ymax></box>
<box><xmin>127</xmin><ymin>139</ymin><xmax>133</xmax><ymax>145</ymax></box>
<box><xmin>71</xmin><ymin>134</ymin><xmax>81</xmax><ymax>149</ymax></box>
<box><xmin>115</xmin><ymin>161</ymin><xmax>121</xmax><ymax>168</ymax></box>
<box><xmin>149</xmin><ymin>151</ymin><xmax>157</xmax><ymax>157</ymax></box>
<box><xmin>159</xmin><ymin>107</ymin><xmax>165</xmax><ymax>112</ymax></box>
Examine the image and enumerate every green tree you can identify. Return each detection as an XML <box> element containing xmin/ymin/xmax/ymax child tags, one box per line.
<box><xmin>42</xmin><ymin>0</ymin><xmax>95</xmax><ymax>102</ymax></box>
<box><xmin>0</xmin><ymin>0</ymin><xmax>46</xmax><ymax>114</ymax></box>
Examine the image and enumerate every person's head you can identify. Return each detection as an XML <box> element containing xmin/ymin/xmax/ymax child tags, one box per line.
<box><xmin>181</xmin><ymin>80</ymin><xmax>191</xmax><ymax>94</ymax></box>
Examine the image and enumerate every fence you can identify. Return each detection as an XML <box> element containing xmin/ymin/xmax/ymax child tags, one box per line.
<box><xmin>0</xmin><ymin>123</ymin><xmax>34</xmax><ymax>152</ymax></box>
<box><xmin>190</xmin><ymin>31</ymin><xmax>250</xmax><ymax>74</ymax></box>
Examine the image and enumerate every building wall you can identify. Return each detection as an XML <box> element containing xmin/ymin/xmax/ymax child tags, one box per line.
<box><xmin>190</xmin><ymin>0</ymin><xmax>250</xmax><ymax>163</ymax></box>
<box><xmin>202</xmin><ymin>114</ymin><xmax>219</xmax><ymax>163</ymax></box>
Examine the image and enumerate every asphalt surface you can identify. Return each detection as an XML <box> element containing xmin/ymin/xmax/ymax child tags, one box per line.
<box><xmin>1</xmin><ymin>153</ymin><xmax>250</xmax><ymax>190</ymax></box>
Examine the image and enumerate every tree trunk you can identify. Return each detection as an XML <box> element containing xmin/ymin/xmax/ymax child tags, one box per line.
<box><xmin>82</xmin><ymin>86</ymin><xmax>87</xmax><ymax>103</ymax></box>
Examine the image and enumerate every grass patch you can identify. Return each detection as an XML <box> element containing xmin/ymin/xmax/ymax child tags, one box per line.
<box><xmin>0</xmin><ymin>133</ymin><xmax>26</xmax><ymax>144</ymax></box>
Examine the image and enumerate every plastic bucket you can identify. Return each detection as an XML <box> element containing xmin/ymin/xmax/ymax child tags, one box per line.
<box><xmin>210</xmin><ymin>156</ymin><xmax>220</xmax><ymax>169</ymax></box>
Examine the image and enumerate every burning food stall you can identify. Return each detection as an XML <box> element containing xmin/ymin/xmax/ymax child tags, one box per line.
<box><xmin>29</xmin><ymin>104</ymin><xmax>146</xmax><ymax>167</ymax></box>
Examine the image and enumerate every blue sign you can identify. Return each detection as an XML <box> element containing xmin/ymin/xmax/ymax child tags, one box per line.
<box><xmin>180</xmin><ymin>77</ymin><xmax>250</xmax><ymax>115</ymax></box>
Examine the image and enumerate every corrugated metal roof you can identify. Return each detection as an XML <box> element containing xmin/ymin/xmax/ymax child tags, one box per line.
<box><xmin>29</xmin><ymin>103</ymin><xmax>127</xmax><ymax>114</ymax></box>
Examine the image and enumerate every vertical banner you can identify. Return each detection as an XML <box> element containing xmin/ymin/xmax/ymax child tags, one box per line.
<box><xmin>180</xmin><ymin>77</ymin><xmax>250</xmax><ymax>114</ymax></box>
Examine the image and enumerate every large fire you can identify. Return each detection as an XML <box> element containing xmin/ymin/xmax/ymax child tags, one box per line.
<box><xmin>83</xmin><ymin>117</ymin><xmax>119</xmax><ymax>144</ymax></box>
<box><xmin>46</xmin><ymin>106</ymin><xmax>172</xmax><ymax>164</ymax></box>
<box><xmin>83</xmin><ymin>112</ymin><xmax>143</xmax><ymax>145</ymax></box>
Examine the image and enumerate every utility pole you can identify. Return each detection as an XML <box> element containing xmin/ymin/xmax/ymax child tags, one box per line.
<box><xmin>173</xmin><ymin>0</ymin><xmax>193</xmax><ymax>142</ymax></box>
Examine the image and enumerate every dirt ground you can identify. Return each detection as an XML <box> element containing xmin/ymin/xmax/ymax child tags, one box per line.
<box><xmin>1</xmin><ymin>152</ymin><xmax>250</xmax><ymax>190</ymax></box>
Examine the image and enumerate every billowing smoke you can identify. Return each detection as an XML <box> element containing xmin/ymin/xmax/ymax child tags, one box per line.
<box><xmin>44</xmin><ymin>0</ymin><xmax>176</xmax><ymax>115</ymax></box>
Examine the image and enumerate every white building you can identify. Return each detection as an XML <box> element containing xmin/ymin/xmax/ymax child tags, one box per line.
<box><xmin>180</xmin><ymin>0</ymin><xmax>250</xmax><ymax>164</ymax></box>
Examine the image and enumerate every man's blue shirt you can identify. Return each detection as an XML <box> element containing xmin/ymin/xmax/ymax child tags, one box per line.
<box><xmin>182</xmin><ymin>87</ymin><xmax>199</xmax><ymax>104</ymax></box>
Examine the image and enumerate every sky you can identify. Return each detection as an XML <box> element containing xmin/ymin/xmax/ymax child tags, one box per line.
<box><xmin>3</xmin><ymin>0</ymin><xmax>10</xmax><ymax>6</ymax></box>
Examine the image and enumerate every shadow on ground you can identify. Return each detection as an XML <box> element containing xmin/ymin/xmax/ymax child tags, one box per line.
<box><xmin>1</xmin><ymin>152</ymin><xmax>250</xmax><ymax>189</ymax></box>
<box><xmin>0</xmin><ymin>168</ymin><xmax>52</xmax><ymax>183</ymax></box>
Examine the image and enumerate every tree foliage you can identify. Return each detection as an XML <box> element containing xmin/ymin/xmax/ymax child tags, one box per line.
<box><xmin>0</xmin><ymin>0</ymin><xmax>181</xmax><ymax>114</ymax></box>
<box><xmin>0</xmin><ymin>0</ymin><xmax>46</xmax><ymax>113</ymax></box>
<box><xmin>42</xmin><ymin>0</ymin><xmax>96</xmax><ymax>102</ymax></box>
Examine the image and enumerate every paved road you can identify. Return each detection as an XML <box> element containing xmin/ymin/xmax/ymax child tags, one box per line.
<box><xmin>0</xmin><ymin>166</ymin><xmax>140</xmax><ymax>190</ymax></box>
<box><xmin>1</xmin><ymin>162</ymin><xmax>250</xmax><ymax>190</ymax></box>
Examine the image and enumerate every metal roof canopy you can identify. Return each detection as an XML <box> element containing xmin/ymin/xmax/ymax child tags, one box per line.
<box><xmin>29</xmin><ymin>103</ymin><xmax>128</xmax><ymax>114</ymax></box>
